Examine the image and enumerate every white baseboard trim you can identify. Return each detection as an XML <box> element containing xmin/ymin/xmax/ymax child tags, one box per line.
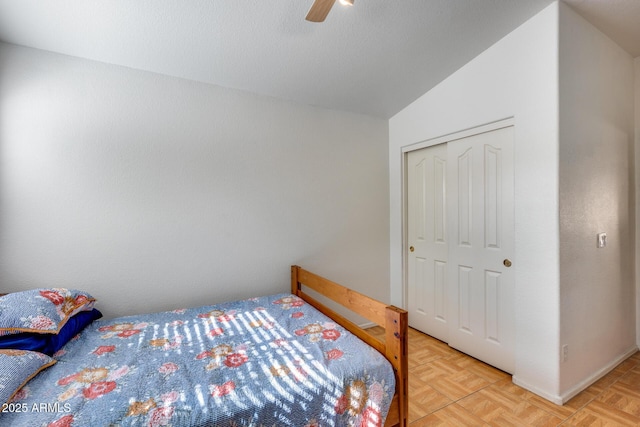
<box><xmin>513</xmin><ymin>345</ymin><xmax>639</xmax><ymax>405</ymax></box>
<box><xmin>358</xmin><ymin>321</ymin><xmax>377</xmax><ymax>329</ymax></box>
<box><xmin>511</xmin><ymin>376</ymin><xmax>564</xmax><ymax>405</ymax></box>
<box><xmin>558</xmin><ymin>345</ymin><xmax>638</xmax><ymax>404</ymax></box>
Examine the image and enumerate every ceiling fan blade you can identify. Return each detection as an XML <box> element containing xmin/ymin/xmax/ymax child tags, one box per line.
<box><xmin>306</xmin><ymin>0</ymin><xmax>337</xmax><ymax>22</ymax></box>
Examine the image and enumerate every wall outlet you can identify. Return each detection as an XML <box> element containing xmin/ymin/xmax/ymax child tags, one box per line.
<box><xmin>562</xmin><ymin>344</ymin><xmax>568</xmax><ymax>362</ymax></box>
<box><xmin>597</xmin><ymin>232</ymin><xmax>607</xmax><ymax>248</ymax></box>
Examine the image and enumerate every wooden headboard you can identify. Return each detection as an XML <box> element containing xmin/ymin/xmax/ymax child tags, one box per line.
<box><xmin>290</xmin><ymin>265</ymin><xmax>408</xmax><ymax>427</ymax></box>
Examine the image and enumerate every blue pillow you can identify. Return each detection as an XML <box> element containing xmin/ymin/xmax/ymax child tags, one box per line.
<box><xmin>0</xmin><ymin>309</ymin><xmax>102</xmax><ymax>356</ymax></box>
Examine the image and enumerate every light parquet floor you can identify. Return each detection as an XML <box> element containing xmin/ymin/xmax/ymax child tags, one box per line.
<box><xmin>372</xmin><ymin>327</ymin><xmax>640</xmax><ymax>426</ymax></box>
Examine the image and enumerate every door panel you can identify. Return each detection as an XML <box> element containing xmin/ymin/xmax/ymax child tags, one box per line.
<box><xmin>457</xmin><ymin>148</ymin><xmax>473</xmax><ymax>247</ymax></box>
<box><xmin>407</xmin><ymin>143</ymin><xmax>448</xmax><ymax>342</ymax></box>
<box><xmin>447</xmin><ymin>126</ymin><xmax>514</xmax><ymax>373</ymax></box>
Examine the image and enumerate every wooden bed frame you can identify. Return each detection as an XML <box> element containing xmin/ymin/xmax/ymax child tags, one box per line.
<box><xmin>291</xmin><ymin>265</ymin><xmax>408</xmax><ymax>427</ymax></box>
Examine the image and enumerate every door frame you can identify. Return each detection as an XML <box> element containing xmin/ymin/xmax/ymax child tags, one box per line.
<box><xmin>400</xmin><ymin>117</ymin><xmax>515</xmax><ymax>311</ymax></box>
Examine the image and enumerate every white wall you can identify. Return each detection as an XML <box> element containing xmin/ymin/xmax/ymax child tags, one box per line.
<box><xmin>0</xmin><ymin>43</ymin><xmax>390</xmax><ymax>319</ymax></box>
<box><xmin>389</xmin><ymin>3</ymin><xmax>561</xmax><ymax>401</ymax></box>
<box><xmin>558</xmin><ymin>2</ymin><xmax>636</xmax><ymax>399</ymax></box>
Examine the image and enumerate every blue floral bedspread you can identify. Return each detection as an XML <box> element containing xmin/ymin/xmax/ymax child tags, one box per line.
<box><xmin>1</xmin><ymin>293</ymin><xmax>395</xmax><ymax>427</ymax></box>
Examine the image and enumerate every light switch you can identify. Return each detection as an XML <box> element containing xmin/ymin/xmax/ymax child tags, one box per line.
<box><xmin>597</xmin><ymin>232</ymin><xmax>607</xmax><ymax>248</ymax></box>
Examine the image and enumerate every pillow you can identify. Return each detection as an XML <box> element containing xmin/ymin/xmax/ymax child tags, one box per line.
<box><xmin>0</xmin><ymin>349</ymin><xmax>56</xmax><ymax>405</ymax></box>
<box><xmin>0</xmin><ymin>289</ymin><xmax>96</xmax><ymax>337</ymax></box>
<box><xmin>43</xmin><ymin>308</ymin><xmax>102</xmax><ymax>355</ymax></box>
<box><xmin>0</xmin><ymin>309</ymin><xmax>103</xmax><ymax>356</ymax></box>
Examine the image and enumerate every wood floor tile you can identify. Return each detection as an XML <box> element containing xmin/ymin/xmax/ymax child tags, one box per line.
<box><xmin>408</xmin><ymin>375</ymin><xmax>452</xmax><ymax>421</ymax></box>
<box><xmin>458</xmin><ymin>388</ymin><xmax>563</xmax><ymax>426</ymax></box>
<box><xmin>409</xmin><ymin>340</ymin><xmax>452</xmax><ymax>368</ymax></box>
<box><xmin>446</xmin><ymin>352</ymin><xmax>510</xmax><ymax>383</ymax></box>
<box><xmin>611</xmin><ymin>357</ymin><xmax>639</xmax><ymax>376</ymax></box>
<box><xmin>563</xmin><ymin>388</ymin><xmax>599</xmax><ymax>410</ymax></box>
<box><xmin>526</xmin><ymin>392</ymin><xmax>577</xmax><ymax>420</ymax></box>
<box><xmin>587</xmin><ymin>370</ymin><xmax>625</xmax><ymax>394</ymax></box>
<box><xmin>408</xmin><ymin>335</ymin><xmax>449</xmax><ymax>352</ymax></box>
<box><xmin>413</xmin><ymin>358</ymin><xmax>491</xmax><ymax>401</ymax></box>
<box><xmin>367</xmin><ymin>325</ymin><xmax>385</xmax><ymax>340</ymax></box>
<box><xmin>410</xmin><ymin>358</ymin><xmax>456</xmax><ymax>382</ymax></box>
<box><xmin>595</xmin><ymin>381</ymin><xmax>640</xmax><ymax>418</ymax></box>
<box><xmin>429</xmin><ymin>375</ymin><xmax>491</xmax><ymax>402</ymax></box>
<box><xmin>617</xmin><ymin>367</ymin><xmax>640</xmax><ymax>392</ymax></box>
<box><xmin>564</xmin><ymin>400</ymin><xmax>640</xmax><ymax>426</ymax></box>
<box><xmin>409</xmin><ymin>334</ymin><xmax>451</xmax><ymax>367</ymax></box>
<box><xmin>490</xmin><ymin>378</ymin><xmax>534</xmax><ymax>400</ymax></box>
<box><xmin>410</xmin><ymin>403</ymin><xmax>490</xmax><ymax>426</ymax></box>
<box><xmin>627</xmin><ymin>351</ymin><xmax>640</xmax><ymax>364</ymax></box>
<box><xmin>486</xmin><ymin>410</ymin><xmax>562</xmax><ymax>427</ymax></box>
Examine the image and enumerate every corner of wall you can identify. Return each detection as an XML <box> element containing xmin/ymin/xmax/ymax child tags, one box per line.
<box><xmin>635</xmin><ymin>57</ymin><xmax>640</xmax><ymax>348</ymax></box>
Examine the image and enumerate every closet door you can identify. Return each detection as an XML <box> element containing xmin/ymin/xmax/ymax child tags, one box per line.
<box><xmin>406</xmin><ymin>143</ymin><xmax>449</xmax><ymax>342</ymax></box>
<box><xmin>447</xmin><ymin>126</ymin><xmax>514</xmax><ymax>374</ymax></box>
<box><xmin>406</xmin><ymin>125</ymin><xmax>514</xmax><ymax>374</ymax></box>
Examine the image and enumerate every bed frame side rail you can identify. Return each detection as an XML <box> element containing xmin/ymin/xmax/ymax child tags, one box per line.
<box><xmin>290</xmin><ymin>265</ymin><xmax>408</xmax><ymax>427</ymax></box>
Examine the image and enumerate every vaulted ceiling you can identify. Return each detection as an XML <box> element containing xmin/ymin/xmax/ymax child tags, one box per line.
<box><xmin>0</xmin><ymin>0</ymin><xmax>638</xmax><ymax>118</ymax></box>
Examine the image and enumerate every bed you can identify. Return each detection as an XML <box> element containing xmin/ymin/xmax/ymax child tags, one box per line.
<box><xmin>0</xmin><ymin>266</ymin><xmax>408</xmax><ymax>427</ymax></box>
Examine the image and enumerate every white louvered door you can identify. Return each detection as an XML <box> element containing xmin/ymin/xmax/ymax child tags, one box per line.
<box><xmin>407</xmin><ymin>126</ymin><xmax>514</xmax><ymax>373</ymax></box>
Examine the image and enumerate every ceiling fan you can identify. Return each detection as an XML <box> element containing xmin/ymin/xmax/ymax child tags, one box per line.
<box><xmin>306</xmin><ymin>0</ymin><xmax>354</xmax><ymax>22</ymax></box>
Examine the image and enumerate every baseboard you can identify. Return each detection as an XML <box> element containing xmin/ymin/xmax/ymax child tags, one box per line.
<box><xmin>358</xmin><ymin>321</ymin><xmax>377</xmax><ymax>329</ymax></box>
<box><xmin>511</xmin><ymin>376</ymin><xmax>564</xmax><ymax>405</ymax></box>
<box><xmin>558</xmin><ymin>345</ymin><xmax>639</xmax><ymax>404</ymax></box>
<box><xmin>513</xmin><ymin>345</ymin><xmax>639</xmax><ymax>405</ymax></box>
